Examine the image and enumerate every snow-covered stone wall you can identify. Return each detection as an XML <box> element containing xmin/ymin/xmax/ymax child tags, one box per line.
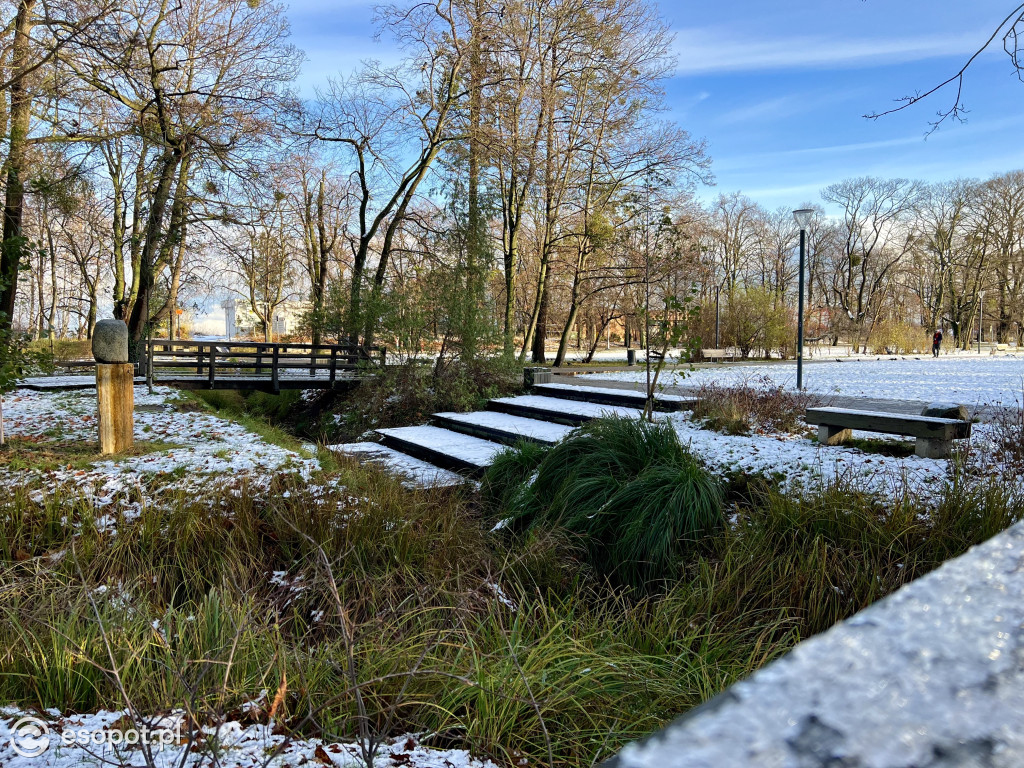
<box><xmin>604</xmin><ymin>521</ymin><xmax>1024</xmax><ymax>768</ymax></box>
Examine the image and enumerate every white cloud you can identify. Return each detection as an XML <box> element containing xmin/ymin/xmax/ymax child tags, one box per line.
<box><xmin>716</xmin><ymin>94</ymin><xmax>807</xmax><ymax>125</ymax></box>
<box><xmin>673</xmin><ymin>28</ymin><xmax>986</xmax><ymax>75</ymax></box>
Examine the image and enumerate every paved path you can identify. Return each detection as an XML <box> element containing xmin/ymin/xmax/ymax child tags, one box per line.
<box><xmin>550</xmin><ymin>373</ymin><xmax>1006</xmax><ymax>420</ymax></box>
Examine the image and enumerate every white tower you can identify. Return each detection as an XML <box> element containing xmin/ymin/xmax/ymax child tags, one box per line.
<box><xmin>222</xmin><ymin>298</ymin><xmax>237</xmax><ymax>340</ymax></box>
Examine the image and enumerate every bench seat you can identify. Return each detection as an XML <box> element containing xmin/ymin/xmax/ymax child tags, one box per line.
<box><xmin>702</xmin><ymin>348</ymin><xmax>737</xmax><ymax>363</ymax></box>
<box><xmin>805</xmin><ymin>407</ymin><xmax>971</xmax><ymax>459</ymax></box>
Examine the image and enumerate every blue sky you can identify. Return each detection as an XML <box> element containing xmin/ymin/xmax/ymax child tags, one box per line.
<box><xmin>281</xmin><ymin>0</ymin><xmax>1024</xmax><ymax>211</ymax></box>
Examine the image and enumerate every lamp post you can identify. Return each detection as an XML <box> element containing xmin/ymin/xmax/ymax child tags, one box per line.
<box><xmin>793</xmin><ymin>209</ymin><xmax>813</xmax><ymax>390</ymax></box>
<box><xmin>714</xmin><ymin>284</ymin><xmax>721</xmax><ymax>348</ymax></box>
<box><xmin>978</xmin><ymin>291</ymin><xmax>985</xmax><ymax>355</ymax></box>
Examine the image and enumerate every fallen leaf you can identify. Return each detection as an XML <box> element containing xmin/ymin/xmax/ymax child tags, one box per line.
<box><xmin>314</xmin><ymin>744</ymin><xmax>333</xmax><ymax>765</ymax></box>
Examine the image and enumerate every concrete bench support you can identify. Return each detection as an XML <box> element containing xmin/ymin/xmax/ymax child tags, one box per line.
<box><xmin>915</xmin><ymin>436</ymin><xmax>952</xmax><ymax>459</ymax></box>
<box><xmin>817</xmin><ymin>424</ymin><xmax>852</xmax><ymax>446</ymax></box>
<box><xmin>524</xmin><ymin>367</ymin><xmax>553</xmax><ymax>387</ymax></box>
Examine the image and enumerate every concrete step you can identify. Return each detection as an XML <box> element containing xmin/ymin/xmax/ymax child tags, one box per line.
<box><xmin>432</xmin><ymin>410</ymin><xmax>574</xmax><ymax>446</ymax></box>
<box><xmin>376</xmin><ymin>425</ymin><xmax>507</xmax><ymax>478</ymax></box>
<box><xmin>328</xmin><ymin>442</ymin><xmax>468</xmax><ymax>489</ymax></box>
<box><xmin>487</xmin><ymin>395</ymin><xmax>646</xmax><ymax>426</ymax></box>
<box><xmin>533</xmin><ymin>382</ymin><xmax>697</xmax><ymax>412</ymax></box>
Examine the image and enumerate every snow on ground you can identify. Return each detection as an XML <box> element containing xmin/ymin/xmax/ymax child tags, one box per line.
<box><xmin>0</xmin><ymin>709</ymin><xmax>499</xmax><ymax>768</ymax></box>
<box><xmin>1</xmin><ymin>384</ymin><xmax>321</xmax><ymax>525</ymax></box>
<box><xmin>668</xmin><ymin>413</ymin><xmax>959</xmax><ymax>501</ymax></box>
<box><xmin>584</xmin><ymin>356</ymin><xmax>1024</xmax><ymax>407</ymax></box>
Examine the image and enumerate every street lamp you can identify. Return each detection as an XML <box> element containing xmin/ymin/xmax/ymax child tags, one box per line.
<box><xmin>793</xmin><ymin>209</ymin><xmax>813</xmax><ymax>390</ymax></box>
<box><xmin>978</xmin><ymin>291</ymin><xmax>985</xmax><ymax>355</ymax></box>
<box><xmin>714</xmin><ymin>284</ymin><xmax>721</xmax><ymax>348</ymax></box>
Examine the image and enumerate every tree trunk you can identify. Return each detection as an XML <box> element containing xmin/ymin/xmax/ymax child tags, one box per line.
<box><xmin>0</xmin><ymin>0</ymin><xmax>38</xmax><ymax>329</ymax></box>
<box><xmin>127</xmin><ymin>147</ymin><xmax>181</xmax><ymax>363</ymax></box>
<box><xmin>531</xmin><ymin>286</ymin><xmax>548</xmax><ymax>364</ymax></box>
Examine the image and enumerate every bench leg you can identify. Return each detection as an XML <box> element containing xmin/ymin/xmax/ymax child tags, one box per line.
<box><xmin>915</xmin><ymin>437</ymin><xmax>952</xmax><ymax>459</ymax></box>
<box><xmin>818</xmin><ymin>425</ymin><xmax>852</xmax><ymax>446</ymax></box>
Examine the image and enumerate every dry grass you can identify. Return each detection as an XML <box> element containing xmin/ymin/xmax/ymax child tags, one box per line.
<box><xmin>0</xmin><ymin>437</ymin><xmax>181</xmax><ymax>471</ymax></box>
<box><xmin>691</xmin><ymin>377</ymin><xmax>823</xmax><ymax>435</ymax></box>
<box><xmin>0</xmin><ymin>408</ymin><xmax>1020</xmax><ymax>766</ymax></box>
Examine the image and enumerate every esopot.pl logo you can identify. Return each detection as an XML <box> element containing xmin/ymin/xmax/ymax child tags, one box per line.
<box><xmin>8</xmin><ymin>715</ymin><xmax>182</xmax><ymax>758</ymax></box>
<box><xmin>9</xmin><ymin>716</ymin><xmax>50</xmax><ymax>758</ymax></box>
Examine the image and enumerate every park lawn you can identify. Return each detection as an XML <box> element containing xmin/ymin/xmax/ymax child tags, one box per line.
<box><xmin>0</xmin><ymin>436</ymin><xmax>182</xmax><ymax>472</ymax></box>
<box><xmin>0</xmin><ymin>380</ymin><xmax>1020</xmax><ymax>767</ymax></box>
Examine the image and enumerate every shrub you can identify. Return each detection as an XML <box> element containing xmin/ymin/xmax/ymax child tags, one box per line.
<box><xmin>480</xmin><ymin>438</ymin><xmax>549</xmax><ymax>514</ymax></box>
<box><xmin>691</xmin><ymin>377</ymin><xmax>821</xmax><ymax>435</ymax></box>
<box><xmin>488</xmin><ymin>417</ymin><xmax>725</xmax><ymax>586</ymax></box>
<box><xmin>986</xmin><ymin>396</ymin><xmax>1024</xmax><ymax>470</ymax></box>
<box><xmin>868</xmin><ymin>320</ymin><xmax>925</xmax><ymax>355</ymax></box>
<box><xmin>327</xmin><ymin>357</ymin><xmax>522</xmax><ymax>442</ymax></box>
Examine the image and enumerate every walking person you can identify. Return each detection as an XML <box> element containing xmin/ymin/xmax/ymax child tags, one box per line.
<box><xmin>932</xmin><ymin>328</ymin><xmax>943</xmax><ymax>357</ymax></box>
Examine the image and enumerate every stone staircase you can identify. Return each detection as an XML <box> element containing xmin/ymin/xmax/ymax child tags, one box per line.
<box><xmin>328</xmin><ymin>383</ymin><xmax>696</xmax><ymax>488</ymax></box>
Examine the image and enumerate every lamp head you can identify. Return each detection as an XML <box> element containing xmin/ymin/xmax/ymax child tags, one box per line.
<box><xmin>793</xmin><ymin>209</ymin><xmax>813</xmax><ymax>230</ymax></box>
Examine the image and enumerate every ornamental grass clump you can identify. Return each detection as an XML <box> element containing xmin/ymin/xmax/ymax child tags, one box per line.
<box><xmin>486</xmin><ymin>416</ymin><xmax>724</xmax><ymax>586</ymax></box>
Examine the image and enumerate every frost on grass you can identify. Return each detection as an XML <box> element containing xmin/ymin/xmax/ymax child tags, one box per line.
<box><xmin>1</xmin><ymin>385</ymin><xmax>322</xmax><ymax>530</ymax></box>
<box><xmin>667</xmin><ymin>413</ymin><xmax>952</xmax><ymax>501</ymax></box>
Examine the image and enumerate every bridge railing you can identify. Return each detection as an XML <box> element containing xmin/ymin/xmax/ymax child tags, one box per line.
<box><xmin>144</xmin><ymin>340</ymin><xmax>386</xmax><ymax>390</ymax></box>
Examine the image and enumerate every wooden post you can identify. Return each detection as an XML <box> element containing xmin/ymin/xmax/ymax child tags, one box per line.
<box><xmin>271</xmin><ymin>345</ymin><xmax>280</xmax><ymax>392</ymax></box>
<box><xmin>146</xmin><ymin>334</ymin><xmax>155</xmax><ymax>392</ymax></box>
<box><xmin>330</xmin><ymin>347</ymin><xmax>338</xmax><ymax>387</ymax></box>
<box><xmin>96</xmin><ymin>364</ymin><xmax>134</xmax><ymax>454</ymax></box>
<box><xmin>208</xmin><ymin>345</ymin><xmax>216</xmax><ymax>388</ymax></box>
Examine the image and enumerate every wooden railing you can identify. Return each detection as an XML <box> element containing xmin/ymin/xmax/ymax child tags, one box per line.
<box><xmin>143</xmin><ymin>340</ymin><xmax>386</xmax><ymax>390</ymax></box>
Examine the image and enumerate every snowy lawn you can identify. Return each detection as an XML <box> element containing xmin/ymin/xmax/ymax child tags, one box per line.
<box><xmin>668</xmin><ymin>413</ymin><xmax>960</xmax><ymax>501</ymax></box>
<box><xmin>584</xmin><ymin>356</ymin><xmax>1024</xmax><ymax>407</ymax></box>
<box><xmin>0</xmin><ymin>708</ymin><xmax>499</xmax><ymax>768</ymax></box>
<box><xmin>0</xmin><ymin>384</ymin><xmax>321</xmax><ymax>525</ymax></box>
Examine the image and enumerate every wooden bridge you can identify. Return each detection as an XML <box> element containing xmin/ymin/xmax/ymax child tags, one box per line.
<box><xmin>143</xmin><ymin>340</ymin><xmax>386</xmax><ymax>392</ymax></box>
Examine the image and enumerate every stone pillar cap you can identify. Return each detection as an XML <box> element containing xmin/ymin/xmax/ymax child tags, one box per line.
<box><xmin>92</xmin><ymin>319</ymin><xmax>130</xmax><ymax>363</ymax></box>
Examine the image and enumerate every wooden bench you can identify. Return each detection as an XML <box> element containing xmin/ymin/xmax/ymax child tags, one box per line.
<box><xmin>805</xmin><ymin>407</ymin><xmax>971</xmax><ymax>459</ymax></box>
<box><xmin>702</xmin><ymin>348</ymin><xmax>737</xmax><ymax>363</ymax></box>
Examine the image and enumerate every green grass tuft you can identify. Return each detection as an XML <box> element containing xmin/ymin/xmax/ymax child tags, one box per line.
<box><xmin>488</xmin><ymin>417</ymin><xmax>725</xmax><ymax>587</ymax></box>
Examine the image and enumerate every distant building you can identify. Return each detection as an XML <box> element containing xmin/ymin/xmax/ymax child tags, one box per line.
<box><xmin>222</xmin><ymin>298</ymin><xmax>238</xmax><ymax>339</ymax></box>
<box><xmin>222</xmin><ymin>298</ymin><xmax>311</xmax><ymax>341</ymax></box>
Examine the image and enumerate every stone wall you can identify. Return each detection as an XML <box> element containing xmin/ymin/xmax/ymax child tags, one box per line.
<box><xmin>603</xmin><ymin>521</ymin><xmax>1024</xmax><ymax>768</ymax></box>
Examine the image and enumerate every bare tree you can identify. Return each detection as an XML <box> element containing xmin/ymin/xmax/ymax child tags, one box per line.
<box><xmin>821</xmin><ymin>177</ymin><xmax>924</xmax><ymax>351</ymax></box>
<box><xmin>64</xmin><ymin>0</ymin><xmax>299</xmax><ymax>358</ymax></box>
<box><xmin>315</xmin><ymin>0</ymin><xmax>471</xmax><ymax>346</ymax></box>
<box><xmin>866</xmin><ymin>4</ymin><xmax>1024</xmax><ymax>132</ymax></box>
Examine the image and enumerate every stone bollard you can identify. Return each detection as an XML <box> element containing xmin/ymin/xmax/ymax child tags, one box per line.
<box><xmin>93</xmin><ymin>319</ymin><xmax>134</xmax><ymax>455</ymax></box>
